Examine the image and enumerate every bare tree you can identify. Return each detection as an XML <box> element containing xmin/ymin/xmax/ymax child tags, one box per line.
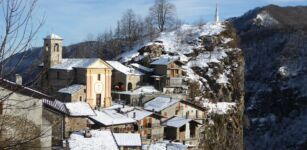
<box><xmin>120</xmin><ymin>9</ymin><xmax>139</xmax><ymax>47</ymax></box>
<box><xmin>0</xmin><ymin>0</ymin><xmax>43</xmax><ymax>78</ymax></box>
<box><xmin>149</xmin><ymin>0</ymin><xmax>176</xmax><ymax>32</ymax></box>
<box><xmin>0</xmin><ymin>0</ymin><xmax>49</xmax><ymax>149</ymax></box>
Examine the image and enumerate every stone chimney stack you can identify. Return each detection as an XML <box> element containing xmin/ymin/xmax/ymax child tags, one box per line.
<box><xmin>15</xmin><ymin>74</ymin><xmax>22</xmax><ymax>85</ymax></box>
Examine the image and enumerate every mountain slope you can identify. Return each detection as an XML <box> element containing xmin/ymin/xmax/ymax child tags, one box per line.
<box><xmin>231</xmin><ymin>5</ymin><xmax>307</xmax><ymax>150</ymax></box>
<box><xmin>117</xmin><ymin>22</ymin><xmax>245</xmax><ymax>149</ymax></box>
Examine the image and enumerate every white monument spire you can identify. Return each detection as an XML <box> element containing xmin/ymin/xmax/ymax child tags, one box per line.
<box><xmin>215</xmin><ymin>3</ymin><xmax>220</xmax><ymax>23</ymax></box>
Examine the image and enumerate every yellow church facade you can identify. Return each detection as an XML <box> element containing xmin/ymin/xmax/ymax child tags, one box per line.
<box><xmin>40</xmin><ymin>34</ymin><xmax>113</xmax><ymax>108</ymax></box>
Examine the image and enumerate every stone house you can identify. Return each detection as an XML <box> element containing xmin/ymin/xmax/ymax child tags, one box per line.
<box><xmin>162</xmin><ymin>116</ymin><xmax>201</xmax><ymax>147</ymax></box>
<box><xmin>125</xmin><ymin>108</ymin><xmax>164</xmax><ymax>144</ymax></box>
<box><xmin>43</xmin><ymin>100</ymin><xmax>96</xmax><ymax>140</ymax></box>
<box><xmin>144</xmin><ymin>96</ymin><xmax>181</xmax><ymax>121</ymax></box>
<box><xmin>39</xmin><ymin>34</ymin><xmax>113</xmax><ymax>108</ymax></box>
<box><xmin>112</xmin><ymin>86</ymin><xmax>160</xmax><ymax>106</ymax></box>
<box><xmin>0</xmin><ymin>78</ymin><xmax>65</xmax><ymax>149</ymax></box>
<box><xmin>57</xmin><ymin>84</ymin><xmax>86</xmax><ymax>102</ymax></box>
<box><xmin>150</xmin><ymin>56</ymin><xmax>187</xmax><ymax>93</ymax></box>
<box><xmin>177</xmin><ymin>100</ymin><xmax>207</xmax><ymax>124</ymax></box>
<box><xmin>89</xmin><ymin>109</ymin><xmax>136</xmax><ymax>133</ymax></box>
<box><xmin>106</xmin><ymin>61</ymin><xmax>143</xmax><ymax>91</ymax></box>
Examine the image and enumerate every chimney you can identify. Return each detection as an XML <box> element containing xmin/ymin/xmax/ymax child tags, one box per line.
<box><xmin>133</xmin><ymin>112</ymin><xmax>136</xmax><ymax>118</ymax></box>
<box><xmin>15</xmin><ymin>74</ymin><xmax>22</xmax><ymax>85</ymax></box>
<box><xmin>83</xmin><ymin>128</ymin><xmax>92</xmax><ymax>138</ymax></box>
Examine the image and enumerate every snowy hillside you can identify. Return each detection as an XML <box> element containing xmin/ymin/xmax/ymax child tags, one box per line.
<box><xmin>117</xmin><ymin>22</ymin><xmax>245</xmax><ymax>149</ymax></box>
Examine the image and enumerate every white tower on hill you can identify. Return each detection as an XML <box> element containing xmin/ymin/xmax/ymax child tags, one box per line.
<box><xmin>215</xmin><ymin>3</ymin><xmax>220</xmax><ymax>23</ymax></box>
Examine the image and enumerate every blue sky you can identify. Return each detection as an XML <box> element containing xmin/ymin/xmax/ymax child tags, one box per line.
<box><xmin>31</xmin><ymin>0</ymin><xmax>307</xmax><ymax>46</ymax></box>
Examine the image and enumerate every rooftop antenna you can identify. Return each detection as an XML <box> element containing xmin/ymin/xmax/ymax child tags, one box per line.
<box><xmin>215</xmin><ymin>2</ymin><xmax>220</xmax><ymax>24</ymax></box>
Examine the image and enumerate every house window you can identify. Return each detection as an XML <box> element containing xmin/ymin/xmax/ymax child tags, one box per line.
<box><xmin>0</xmin><ymin>102</ymin><xmax>3</xmax><ymax>115</ymax></box>
<box><xmin>196</xmin><ymin>110</ymin><xmax>199</xmax><ymax>118</ymax></box>
<box><xmin>186</xmin><ymin>111</ymin><xmax>189</xmax><ymax>118</ymax></box>
<box><xmin>56</xmin><ymin>72</ymin><xmax>60</xmax><ymax>79</ymax></box>
<box><xmin>96</xmin><ymin>94</ymin><xmax>101</xmax><ymax>107</ymax></box>
<box><xmin>84</xmin><ymin>89</ymin><xmax>86</xmax><ymax>93</ymax></box>
<box><xmin>128</xmin><ymin>82</ymin><xmax>132</xmax><ymax>91</ymax></box>
<box><xmin>98</xmin><ymin>74</ymin><xmax>101</xmax><ymax>81</ymax></box>
<box><xmin>79</xmin><ymin>96</ymin><xmax>82</xmax><ymax>101</ymax></box>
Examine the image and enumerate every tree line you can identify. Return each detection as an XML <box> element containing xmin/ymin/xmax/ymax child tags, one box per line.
<box><xmin>87</xmin><ymin>0</ymin><xmax>179</xmax><ymax>59</ymax></box>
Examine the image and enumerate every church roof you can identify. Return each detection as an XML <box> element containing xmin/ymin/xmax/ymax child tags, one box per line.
<box><xmin>106</xmin><ymin>61</ymin><xmax>144</xmax><ymax>75</ymax></box>
<box><xmin>58</xmin><ymin>84</ymin><xmax>85</xmax><ymax>94</ymax></box>
<box><xmin>51</xmin><ymin>58</ymin><xmax>110</xmax><ymax>70</ymax></box>
<box><xmin>45</xmin><ymin>34</ymin><xmax>63</xmax><ymax>40</ymax></box>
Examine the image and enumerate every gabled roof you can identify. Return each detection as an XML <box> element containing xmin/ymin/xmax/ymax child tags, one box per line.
<box><xmin>0</xmin><ymin>78</ymin><xmax>54</xmax><ymax>100</ymax></box>
<box><xmin>90</xmin><ymin>110</ymin><xmax>136</xmax><ymax>126</ymax></box>
<box><xmin>69</xmin><ymin>130</ymin><xmax>118</xmax><ymax>150</ymax></box>
<box><xmin>144</xmin><ymin>96</ymin><xmax>179</xmax><ymax>112</ymax></box>
<box><xmin>58</xmin><ymin>84</ymin><xmax>85</xmax><ymax>94</ymax></box>
<box><xmin>150</xmin><ymin>56</ymin><xmax>179</xmax><ymax>65</ymax></box>
<box><xmin>106</xmin><ymin>61</ymin><xmax>144</xmax><ymax>75</ymax></box>
<box><xmin>112</xmin><ymin>86</ymin><xmax>159</xmax><ymax>96</ymax></box>
<box><xmin>162</xmin><ymin>116</ymin><xmax>199</xmax><ymax>128</ymax></box>
<box><xmin>51</xmin><ymin>58</ymin><xmax>111</xmax><ymax>70</ymax></box>
<box><xmin>43</xmin><ymin>99</ymin><xmax>69</xmax><ymax>114</ymax></box>
<box><xmin>130</xmin><ymin>63</ymin><xmax>153</xmax><ymax>73</ymax></box>
<box><xmin>126</xmin><ymin>109</ymin><xmax>153</xmax><ymax>121</ymax></box>
<box><xmin>113</xmin><ymin>133</ymin><xmax>141</xmax><ymax>147</ymax></box>
<box><xmin>65</xmin><ymin>102</ymin><xmax>96</xmax><ymax>117</ymax></box>
<box><xmin>180</xmin><ymin>100</ymin><xmax>206</xmax><ymax>111</ymax></box>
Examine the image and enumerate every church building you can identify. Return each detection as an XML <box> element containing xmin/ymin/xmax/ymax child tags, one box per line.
<box><xmin>40</xmin><ymin>34</ymin><xmax>113</xmax><ymax>108</ymax></box>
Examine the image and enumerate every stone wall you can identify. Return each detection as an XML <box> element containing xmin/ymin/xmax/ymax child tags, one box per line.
<box><xmin>43</xmin><ymin>108</ymin><xmax>64</xmax><ymax>146</ymax></box>
<box><xmin>64</xmin><ymin>117</ymin><xmax>88</xmax><ymax>138</ymax></box>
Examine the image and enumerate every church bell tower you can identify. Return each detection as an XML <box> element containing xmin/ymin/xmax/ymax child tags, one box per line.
<box><xmin>43</xmin><ymin>34</ymin><xmax>63</xmax><ymax>68</ymax></box>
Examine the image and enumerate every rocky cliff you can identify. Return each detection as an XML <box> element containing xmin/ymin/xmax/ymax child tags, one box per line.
<box><xmin>118</xmin><ymin>22</ymin><xmax>245</xmax><ymax>150</ymax></box>
<box><xmin>231</xmin><ymin>5</ymin><xmax>307</xmax><ymax>150</ymax></box>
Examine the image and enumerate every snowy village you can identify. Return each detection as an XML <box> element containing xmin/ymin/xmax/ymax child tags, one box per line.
<box><xmin>1</xmin><ymin>0</ymin><xmax>305</xmax><ymax>150</ymax></box>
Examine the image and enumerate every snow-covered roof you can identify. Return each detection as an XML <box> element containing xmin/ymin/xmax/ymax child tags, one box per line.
<box><xmin>126</xmin><ymin>109</ymin><xmax>153</xmax><ymax>121</ymax></box>
<box><xmin>43</xmin><ymin>99</ymin><xmax>68</xmax><ymax>114</ymax></box>
<box><xmin>69</xmin><ymin>130</ymin><xmax>118</xmax><ymax>150</ymax></box>
<box><xmin>113</xmin><ymin>86</ymin><xmax>159</xmax><ymax>96</ymax></box>
<box><xmin>58</xmin><ymin>84</ymin><xmax>85</xmax><ymax>94</ymax></box>
<box><xmin>143</xmin><ymin>141</ymin><xmax>188</xmax><ymax>150</ymax></box>
<box><xmin>113</xmin><ymin>133</ymin><xmax>141</xmax><ymax>147</ymax></box>
<box><xmin>51</xmin><ymin>58</ymin><xmax>106</xmax><ymax>70</ymax></box>
<box><xmin>162</xmin><ymin>116</ymin><xmax>192</xmax><ymax>128</ymax></box>
<box><xmin>105</xmin><ymin>103</ymin><xmax>135</xmax><ymax>113</ymax></box>
<box><xmin>90</xmin><ymin>109</ymin><xmax>136</xmax><ymax>126</ymax></box>
<box><xmin>144</xmin><ymin>96</ymin><xmax>179</xmax><ymax>112</ymax></box>
<box><xmin>130</xmin><ymin>63</ymin><xmax>153</xmax><ymax>73</ymax></box>
<box><xmin>65</xmin><ymin>102</ymin><xmax>96</xmax><ymax>116</ymax></box>
<box><xmin>150</xmin><ymin>56</ymin><xmax>179</xmax><ymax>65</ymax></box>
<box><xmin>45</xmin><ymin>34</ymin><xmax>63</xmax><ymax>40</ymax></box>
<box><xmin>106</xmin><ymin>61</ymin><xmax>144</xmax><ymax>75</ymax></box>
<box><xmin>203</xmin><ymin>102</ymin><xmax>236</xmax><ymax>115</ymax></box>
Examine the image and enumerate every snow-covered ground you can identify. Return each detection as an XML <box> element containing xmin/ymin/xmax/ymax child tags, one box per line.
<box><xmin>203</xmin><ymin>102</ymin><xmax>236</xmax><ymax>115</ymax></box>
<box><xmin>118</xmin><ymin>22</ymin><xmax>225</xmax><ymax>63</ymax></box>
